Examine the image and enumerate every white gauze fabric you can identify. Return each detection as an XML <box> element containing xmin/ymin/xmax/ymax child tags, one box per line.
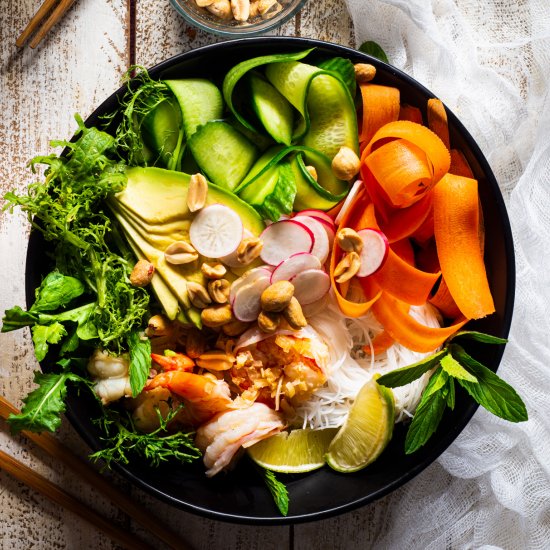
<box><xmin>343</xmin><ymin>1</ymin><xmax>550</xmax><ymax>548</ymax></box>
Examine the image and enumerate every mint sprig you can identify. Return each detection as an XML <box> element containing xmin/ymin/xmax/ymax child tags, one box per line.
<box><xmin>377</xmin><ymin>333</ymin><xmax>527</xmax><ymax>454</ymax></box>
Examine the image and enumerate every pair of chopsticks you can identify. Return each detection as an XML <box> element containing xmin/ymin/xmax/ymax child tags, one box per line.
<box><xmin>0</xmin><ymin>396</ymin><xmax>189</xmax><ymax>550</ymax></box>
<box><xmin>16</xmin><ymin>0</ymin><xmax>76</xmax><ymax>49</ymax></box>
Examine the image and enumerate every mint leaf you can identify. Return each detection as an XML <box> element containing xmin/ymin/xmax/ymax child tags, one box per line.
<box><xmin>263</xmin><ymin>469</ymin><xmax>289</xmax><ymax>516</ymax></box>
<box><xmin>358</xmin><ymin>41</ymin><xmax>389</xmax><ymax>64</ymax></box>
<box><xmin>449</xmin><ymin>330</ymin><xmax>507</xmax><ymax>345</ymax></box>
<box><xmin>405</xmin><ymin>367</ymin><xmax>449</xmax><ymax>454</ymax></box>
<box><xmin>440</xmin><ymin>354</ymin><xmax>478</xmax><ymax>382</ymax></box>
<box><xmin>31</xmin><ymin>272</ymin><xmax>85</xmax><ymax>313</ymax></box>
<box><xmin>8</xmin><ymin>371</ymin><xmax>85</xmax><ymax>433</ymax></box>
<box><xmin>451</xmin><ymin>345</ymin><xmax>528</xmax><ymax>422</ymax></box>
<box><xmin>128</xmin><ymin>330</ymin><xmax>151</xmax><ymax>397</ymax></box>
<box><xmin>1</xmin><ymin>306</ymin><xmax>38</xmax><ymax>332</ymax></box>
<box><xmin>31</xmin><ymin>322</ymin><xmax>67</xmax><ymax>362</ymax></box>
<box><xmin>377</xmin><ymin>349</ymin><xmax>447</xmax><ymax>388</ymax></box>
<box><xmin>446</xmin><ymin>377</ymin><xmax>456</xmax><ymax>410</ymax></box>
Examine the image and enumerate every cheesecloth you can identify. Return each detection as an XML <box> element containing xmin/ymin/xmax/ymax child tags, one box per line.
<box><xmin>343</xmin><ymin>1</ymin><xmax>550</xmax><ymax>548</ymax></box>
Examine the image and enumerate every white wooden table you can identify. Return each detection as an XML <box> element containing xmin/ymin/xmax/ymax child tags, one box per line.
<box><xmin>0</xmin><ymin>2</ymin><xmax>413</xmax><ymax>547</ymax></box>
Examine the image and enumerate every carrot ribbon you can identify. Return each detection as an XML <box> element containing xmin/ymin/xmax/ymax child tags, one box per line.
<box><xmin>359</xmin><ymin>84</ymin><xmax>400</xmax><ymax>145</ymax></box>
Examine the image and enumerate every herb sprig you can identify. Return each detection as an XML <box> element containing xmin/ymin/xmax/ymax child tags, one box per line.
<box><xmin>263</xmin><ymin>469</ymin><xmax>289</xmax><ymax>517</ymax></box>
<box><xmin>378</xmin><ymin>331</ymin><xmax>528</xmax><ymax>454</ymax></box>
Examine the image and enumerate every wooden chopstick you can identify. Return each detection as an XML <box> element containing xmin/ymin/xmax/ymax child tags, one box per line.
<box><xmin>0</xmin><ymin>449</ymin><xmax>151</xmax><ymax>550</ymax></box>
<box><xmin>0</xmin><ymin>396</ymin><xmax>188</xmax><ymax>550</ymax></box>
<box><xmin>16</xmin><ymin>0</ymin><xmax>77</xmax><ymax>49</ymax></box>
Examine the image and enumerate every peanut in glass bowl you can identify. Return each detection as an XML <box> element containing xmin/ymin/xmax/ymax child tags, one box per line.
<box><xmin>169</xmin><ymin>0</ymin><xmax>308</xmax><ymax>37</ymax></box>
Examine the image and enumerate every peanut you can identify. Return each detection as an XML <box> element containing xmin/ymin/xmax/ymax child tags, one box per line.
<box><xmin>305</xmin><ymin>165</ymin><xmax>318</xmax><ymax>181</ymax></box>
<box><xmin>187</xmin><ymin>173</ymin><xmax>209</xmax><ymax>212</ymax></box>
<box><xmin>129</xmin><ymin>260</ymin><xmax>155</xmax><ymax>287</ymax></box>
<box><xmin>354</xmin><ymin>63</ymin><xmax>376</xmax><ymax>83</ymax></box>
<box><xmin>201</xmin><ymin>262</ymin><xmax>227</xmax><ymax>279</ymax></box>
<box><xmin>231</xmin><ymin>0</ymin><xmax>250</xmax><ymax>21</ymax></box>
<box><xmin>206</xmin><ymin>0</ymin><xmax>233</xmax><ymax>19</ymax></box>
<box><xmin>185</xmin><ymin>329</ymin><xmax>207</xmax><ymax>359</ymax></box>
<box><xmin>283</xmin><ymin>297</ymin><xmax>307</xmax><ymax>330</ymax></box>
<box><xmin>260</xmin><ymin>281</ymin><xmax>294</xmax><ymax>312</ymax></box>
<box><xmin>237</xmin><ymin>237</ymin><xmax>263</xmax><ymax>265</ymax></box>
<box><xmin>258</xmin><ymin>0</ymin><xmax>281</xmax><ymax>18</ymax></box>
<box><xmin>208</xmin><ymin>279</ymin><xmax>230</xmax><ymax>304</ymax></box>
<box><xmin>334</xmin><ymin>252</ymin><xmax>361</xmax><ymax>283</ymax></box>
<box><xmin>201</xmin><ymin>304</ymin><xmax>233</xmax><ymax>327</ymax></box>
<box><xmin>196</xmin><ymin>350</ymin><xmax>235</xmax><ymax>371</ymax></box>
<box><xmin>336</xmin><ymin>227</ymin><xmax>363</xmax><ymax>254</ymax></box>
<box><xmin>249</xmin><ymin>0</ymin><xmax>260</xmax><ymax>17</ymax></box>
<box><xmin>258</xmin><ymin>310</ymin><xmax>281</xmax><ymax>333</ymax></box>
<box><xmin>164</xmin><ymin>241</ymin><xmax>199</xmax><ymax>265</ymax></box>
<box><xmin>222</xmin><ymin>319</ymin><xmax>251</xmax><ymax>337</ymax></box>
<box><xmin>187</xmin><ymin>282</ymin><xmax>212</xmax><ymax>309</ymax></box>
<box><xmin>331</xmin><ymin>146</ymin><xmax>361</xmax><ymax>181</ymax></box>
<box><xmin>144</xmin><ymin>314</ymin><xmax>172</xmax><ymax>338</ymax></box>
<box><xmin>195</xmin><ymin>0</ymin><xmax>215</xmax><ymax>6</ymax></box>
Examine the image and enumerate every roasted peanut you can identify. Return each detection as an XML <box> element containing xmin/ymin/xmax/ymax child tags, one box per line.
<box><xmin>260</xmin><ymin>281</ymin><xmax>295</xmax><ymax>312</ymax></box>
<box><xmin>283</xmin><ymin>297</ymin><xmax>307</xmax><ymax>330</ymax></box>
<box><xmin>201</xmin><ymin>304</ymin><xmax>233</xmax><ymax>327</ymax></box>
<box><xmin>164</xmin><ymin>241</ymin><xmax>199</xmax><ymax>265</ymax></box>
<box><xmin>258</xmin><ymin>0</ymin><xmax>281</xmax><ymax>18</ymax></box>
<box><xmin>331</xmin><ymin>146</ymin><xmax>361</xmax><ymax>181</ymax></box>
<box><xmin>185</xmin><ymin>329</ymin><xmax>206</xmax><ymax>359</ymax></box>
<box><xmin>206</xmin><ymin>0</ymin><xmax>233</xmax><ymax>19</ymax></box>
<box><xmin>231</xmin><ymin>0</ymin><xmax>250</xmax><ymax>21</ymax></box>
<box><xmin>187</xmin><ymin>173</ymin><xmax>209</xmax><ymax>212</ymax></box>
<box><xmin>305</xmin><ymin>165</ymin><xmax>318</xmax><ymax>181</ymax></box>
<box><xmin>145</xmin><ymin>314</ymin><xmax>172</xmax><ymax>338</ymax></box>
<box><xmin>222</xmin><ymin>319</ymin><xmax>251</xmax><ymax>337</ymax></box>
<box><xmin>336</xmin><ymin>227</ymin><xmax>363</xmax><ymax>254</ymax></box>
<box><xmin>187</xmin><ymin>282</ymin><xmax>212</xmax><ymax>309</ymax></box>
<box><xmin>130</xmin><ymin>260</ymin><xmax>155</xmax><ymax>287</ymax></box>
<box><xmin>354</xmin><ymin>63</ymin><xmax>376</xmax><ymax>83</ymax></box>
<box><xmin>201</xmin><ymin>262</ymin><xmax>227</xmax><ymax>280</ymax></box>
<box><xmin>237</xmin><ymin>237</ymin><xmax>263</xmax><ymax>265</ymax></box>
<box><xmin>258</xmin><ymin>310</ymin><xmax>281</xmax><ymax>333</ymax></box>
<box><xmin>249</xmin><ymin>0</ymin><xmax>260</xmax><ymax>17</ymax></box>
<box><xmin>195</xmin><ymin>0</ymin><xmax>215</xmax><ymax>6</ymax></box>
<box><xmin>334</xmin><ymin>252</ymin><xmax>361</xmax><ymax>283</ymax></box>
<box><xmin>196</xmin><ymin>350</ymin><xmax>235</xmax><ymax>371</ymax></box>
<box><xmin>208</xmin><ymin>279</ymin><xmax>230</xmax><ymax>304</ymax></box>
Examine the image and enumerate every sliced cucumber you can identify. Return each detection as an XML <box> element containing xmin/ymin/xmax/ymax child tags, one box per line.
<box><xmin>249</xmin><ymin>72</ymin><xmax>294</xmax><ymax>145</ymax></box>
<box><xmin>164</xmin><ymin>78</ymin><xmax>223</xmax><ymax>138</ymax></box>
<box><xmin>317</xmin><ymin>57</ymin><xmax>357</xmax><ymax>99</ymax></box>
<box><xmin>188</xmin><ymin>121</ymin><xmax>258</xmax><ymax>192</ymax></box>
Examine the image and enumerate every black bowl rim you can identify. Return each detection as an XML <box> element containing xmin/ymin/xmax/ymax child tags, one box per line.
<box><xmin>26</xmin><ymin>36</ymin><xmax>516</xmax><ymax>525</ymax></box>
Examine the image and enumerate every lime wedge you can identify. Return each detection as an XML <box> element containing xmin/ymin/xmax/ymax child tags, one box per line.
<box><xmin>247</xmin><ymin>428</ymin><xmax>338</xmax><ymax>473</ymax></box>
<box><xmin>325</xmin><ymin>377</ymin><xmax>395</xmax><ymax>473</ymax></box>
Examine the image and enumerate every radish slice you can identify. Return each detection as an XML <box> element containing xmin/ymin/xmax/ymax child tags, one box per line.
<box><xmin>296</xmin><ymin>209</ymin><xmax>335</xmax><ymax>226</ymax></box>
<box><xmin>189</xmin><ymin>204</ymin><xmax>243</xmax><ymax>258</ymax></box>
<box><xmin>356</xmin><ymin>228</ymin><xmax>390</xmax><ymax>277</ymax></box>
<box><xmin>301</xmin><ymin>293</ymin><xmax>330</xmax><ymax>318</ymax></box>
<box><xmin>219</xmin><ymin>229</ymin><xmax>253</xmax><ymax>267</ymax></box>
<box><xmin>271</xmin><ymin>253</ymin><xmax>322</xmax><ymax>283</ymax></box>
<box><xmin>335</xmin><ymin>180</ymin><xmax>363</xmax><ymax>226</ymax></box>
<box><xmin>260</xmin><ymin>220</ymin><xmax>314</xmax><ymax>266</ymax></box>
<box><xmin>290</xmin><ymin>269</ymin><xmax>331</xmax><ymax>305</ymax></box>
<box><xmin>230</xmin><ymin>266</ymin><xmax>273</xmax><ymax>304</ymax></box>
<box><xmin>232</xmin><ymin>275</ymin><xmax>271</xmax><ymax>322</ymax></box>
<box><xmin>292</xmin><ymin>216</ymin><xmax>330</xmax><ymax>264</ymax></box>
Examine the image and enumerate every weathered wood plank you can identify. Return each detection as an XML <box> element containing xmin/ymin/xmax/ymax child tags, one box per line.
<box><xmin>0</xmin><ymin>0</ymin><xmax>130</xmax><ymax>548</ymax></box>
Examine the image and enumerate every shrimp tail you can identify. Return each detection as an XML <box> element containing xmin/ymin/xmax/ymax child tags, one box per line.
<box><xmin>151</xmin><ymin>352</ymin><xmax>195</xmax><ymax>372</ymax></box>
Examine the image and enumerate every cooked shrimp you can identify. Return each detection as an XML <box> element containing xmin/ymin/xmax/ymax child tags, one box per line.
<box><xmin>129</xmin><ymin>387</ymin><xmax>172</xmax><ymax>432</ymax></box>
<box><xmin>88</xmin><ymin>350</ymin><xmax>132</xmax><ymax>405</ymax></box>
<box><xmin>151</xmin><ymin>352</ymin><xmax>195</xmax><ymax>372</ymax></box>
<box><xmin>195</xmin><ymin>403</ymin><xmax>285</xmax><ymax>477</ymax></box>
<box><xmin>145</xmin><ymin>371</ymin><xmax>232</xmax><ymax>425</ymax></box>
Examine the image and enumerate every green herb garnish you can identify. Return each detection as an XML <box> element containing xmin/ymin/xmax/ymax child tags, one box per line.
<box><xmin>263</xmin><ymin>469</ymin><xmax>289</xmax><ymax>516</ymax></box>
<box><xmin>358</xmin><ymin>41</ymin><xmax>390</xmax><ymax>64</ymax></box>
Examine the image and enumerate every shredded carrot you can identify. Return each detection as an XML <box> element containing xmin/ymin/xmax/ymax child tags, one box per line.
<box><xmin>433</xmin><ymin>173</ymin><xmax>495</xmax><ymax>319</ymax></box>
<box><xmin>361</xmin><ymin>121</ymin><xmax>451</xmax><ymax>208</ymax></box>
<box><xmin>399</xmin><ymin>104</ymin><xmax>423</xmax><ymax>124</ymax></box>
<box><xmin>449</xmin><ymin>149</ymin><xmax>474</xmax><ymax>178</ymax></box>
<box><xmin>415</xmin><ymin>238</ymin><xmax>440</xmax><ymax>274</ymax></box>
<box><xmin>411</xmin><ymin>205</ymin><xmax>434</xmax><ymax>244</ymax></box>
<box><xmin>427</xmin><ymin>98</ymin><xmax>450</xmax><ymax>150</ymax></box>
<box><xmin>359</xmin><ymin>84</ymin><xmax>400</xmax><ymax>144</ymax></box>
<box><xmin>390</xmin><ymin>238</ymin><xmax>415</xmax><ymax>266</ymax></box>
<box><xmin>429</xmin><ymin>278</ymin><xmax>462</xmax><ymax>320</ymax></box>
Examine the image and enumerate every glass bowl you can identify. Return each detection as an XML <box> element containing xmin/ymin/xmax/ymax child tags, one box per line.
<box><xmin>169</xmin><ymin>0</ymin><xmax>308</xmax><ymax>37</ymax></box>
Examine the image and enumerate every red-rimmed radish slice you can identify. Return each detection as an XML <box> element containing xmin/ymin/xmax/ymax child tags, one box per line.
<box><xmin>296</xmin><ymin>209</ymin><xmax>335</xmax><ymax>226</ymax></box>
<box><xmin>230</xmin><ymin>266</ymin><xmax>273</xmax><ymax>304</ymax></box>
<box><xmin>189</xmin><ymin>204</ymin><xmax>243</xmax><ymax>258</ymax></box>
<box><xmin>290</xmin><ymin>269</ymin><xmax>331</xmax><ymax>305</ymax></box>
<box><xmin>335</xmin><ymin>180</ymin><xmax>363</xmax><ymax>226</ymax></box>
<box><xmin>292</xmin><ymin>216</ymin><xmax>330</xmax><ymax>264</ymax></box>
<box><xmin>219</xmin><ymin>229</ymin><xmax>252</xmax><ymax>267</ymax></box>
<box><xmin>356</xmin><ymin>228</ymin><xmax>389</xmax><ymax>277</ymax></box>
<box><xmin>232</xmin><ymin>275</ymin><xmax>271</xmax><ymax>322</ymax></box>
<box><xmin>301</xmin><ymin>293</ymin><xmax>330</xmax><ymax>318</ymax></box>
<box><xmin>270</xmin><ymin>253</ymin><xmax>322</xmax><ymax>283</ymax></box>
<box><xmin>260</xmin><ymin>220</ymin><xmax>314</xmax><ymax>266</ymax></box>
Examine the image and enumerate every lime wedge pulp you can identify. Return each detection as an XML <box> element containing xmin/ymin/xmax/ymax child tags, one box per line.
<box><xmin>247</xmin><ymin>428</ymin><xmax>338</xmax><ymax>474</ymax></box>
<box><xmin>325</xmin><ymin>377</ymin><xmax>395</xmax><ymax>473</ymax></box>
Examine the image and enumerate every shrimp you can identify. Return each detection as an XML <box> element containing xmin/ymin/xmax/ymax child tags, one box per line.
<box><xmin>145</xmin><ymin>370</ymin><xmax>232</xmax><ymax>425</ymax></box>
<box><xmin>195</xmin><ymin>403</ymin><xmax>285</xmax><ymax>477</ymax></box>
<box><xmin>151</xmin><ymin>352</ymin><xmax>195</xmax><ymax>372</ymax></box>
<box><xmin>129</xmin><ymin>387</ymin><xmax>172</xmax><ymax>432</ymax></box>
<box><xmin>88</xmin><ymin>350</ymin><xmax>132</xmax><ymax>405</ymax></box>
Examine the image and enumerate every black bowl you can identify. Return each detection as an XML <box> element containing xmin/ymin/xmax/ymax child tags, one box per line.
<box><xmin>25</xmin><ymin>37</ymin><xmax>515</xmax><ymax>524</ymax></box>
